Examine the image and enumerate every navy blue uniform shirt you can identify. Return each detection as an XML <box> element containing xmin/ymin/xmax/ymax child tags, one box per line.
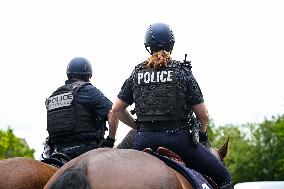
<box><xmin>66</xmin><ymin>79</ymin><xmax>112</xmax><ymax>121</ymax></box>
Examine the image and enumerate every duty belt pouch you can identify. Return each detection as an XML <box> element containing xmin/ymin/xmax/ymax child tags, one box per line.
<box><xmin>47</xmin><ymin>109</ymin><xmax>74</xmax><ymax>132</ymax></box>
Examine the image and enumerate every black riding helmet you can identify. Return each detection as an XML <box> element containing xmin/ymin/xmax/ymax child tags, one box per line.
<box><xmin>66</xmin><ymin>57</ymin><xmax>92</xmax><ymax>80</ymax></box>
<box><xmin>144</xmin><ymin>23</ymin><xmax>175</xmax><ymax>55</ymax></box>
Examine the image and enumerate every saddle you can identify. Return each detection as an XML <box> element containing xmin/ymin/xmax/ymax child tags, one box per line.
<box><xmin>143</xmin><ymin>147</ymin><xmax>218</xmax><ymax>189</ymax></box>
<box><xmin>41</xmin><ymin>152</ymin><xmax>71</xmax><ymax>168</ymax></box>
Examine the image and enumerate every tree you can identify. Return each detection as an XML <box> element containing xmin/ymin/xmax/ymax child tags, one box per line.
<box><xmin>251</xmin><ymin>115</ymin><xmax>284</xmax><ymax>180</ymax></box>
<box><xmin>0</xmin><ymin>127</ymin><xmax>34</xmax><ymax>159</ymax></box>
<box><xmin>274</xmin><ymin>115</ymin><xmax>284</xmax><ymax>179</ymax></box>
<box><xmin>210</xmin><ymin>114</ymin><xmax>284</xmax><ymax>184</ymax></box>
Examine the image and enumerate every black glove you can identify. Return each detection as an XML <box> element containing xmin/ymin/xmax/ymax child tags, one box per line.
<box><xmin>98</xmin><ymin>136</ymin><xmax>115</xmax><ymax>148</ymax></box>
<box><xmin>199</xmin><ymin>131</ymin><xmax>211</xmax><ymax>149</ymax></box>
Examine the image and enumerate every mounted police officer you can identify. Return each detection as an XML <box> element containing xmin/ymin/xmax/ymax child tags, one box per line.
<box><xmin>112</xmin><ymin>23</ymin><xmax>233</xmax><ymax>189</ymax></box>
<box><xmin>45</xmin><ymin>57</ymin><xmax>118</xmax><ymax>159</ymax></box>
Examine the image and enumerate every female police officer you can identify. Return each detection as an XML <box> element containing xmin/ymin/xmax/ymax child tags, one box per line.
<box><xmin>112</xmin><ymin>23</ymin><xmax>233</xmax><ymax>189</ymax></box>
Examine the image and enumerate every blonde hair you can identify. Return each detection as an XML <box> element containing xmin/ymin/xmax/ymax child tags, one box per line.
<box><xmin>144</xmin><ymin>50</ymin><xmax>172</xmax><ymax>69</ymax></box>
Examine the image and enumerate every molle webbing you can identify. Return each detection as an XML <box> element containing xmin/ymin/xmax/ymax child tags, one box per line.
<box><xmin>47</xmin><ymin>81</ymin><xmax>100</xmax><ymax>138</ymax></box>
<box><xmin>133</xmin><ymin>66</ymin><xmax>189</xmax><ymax>122</ymax></box>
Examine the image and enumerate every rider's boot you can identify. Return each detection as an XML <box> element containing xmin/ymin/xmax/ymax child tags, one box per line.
<box><xmin>219</xmin><ymin>182</ymin><xmax>234</xmax><ymax>189</ymax></box>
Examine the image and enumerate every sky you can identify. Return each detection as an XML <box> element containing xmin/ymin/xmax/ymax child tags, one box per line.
<box><xmin>0</xmin><ymin>0</ymin><xmax>283</xmax><ymax>160</ymax></box>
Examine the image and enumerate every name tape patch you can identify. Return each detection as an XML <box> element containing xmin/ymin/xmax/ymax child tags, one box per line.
<box><xmin>46</xmin><ymin>92</ymin><xmax>73</xmax><ymax>111</ymax></box>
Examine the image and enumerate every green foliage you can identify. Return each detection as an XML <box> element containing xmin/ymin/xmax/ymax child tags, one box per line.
<box><xmin>0</xmin><ymin>127</ymin><xmax>35</xmax><ymax>159</ymax></box>
<box><xmin>210</xmin><ymin>115</ymin><xmax>284</xmax><ymax>184</ymax></box>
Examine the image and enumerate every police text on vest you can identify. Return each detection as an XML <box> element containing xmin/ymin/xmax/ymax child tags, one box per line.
<box><xmin>137</xmin><ymin>70</ymin><xmax>174</xmax><ymax>84</ymax></box>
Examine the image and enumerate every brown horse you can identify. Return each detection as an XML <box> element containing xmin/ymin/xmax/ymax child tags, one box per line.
<box><xmin>44</xmin><ymin>139</ymin><xmax>229</xmax><ymax>189</ymax></box>
<box><xmin>0</xmin><ymin>157</ymin><xmax>58</xmax><ymax>189</ymax></box>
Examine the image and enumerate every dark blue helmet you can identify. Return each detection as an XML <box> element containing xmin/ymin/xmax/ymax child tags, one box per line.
<box><xmin>66</xmin><ymin>57</ymin><xmax>92</xmax><ymax>76</ymax></box>
<box><xmin>144</xmin><ymin>23</ymin><xmax>175</xmax><ymax>54</ymax></box>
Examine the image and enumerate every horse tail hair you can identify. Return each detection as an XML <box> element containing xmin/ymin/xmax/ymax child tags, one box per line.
<box><xmin>117</xmin><ymin>129</ymin><xmax>137</xmax><ymax>149</ymax></box>
<box><xmin>48</xmin><ymin>162</ymin><xmax>91</xmax><ymax>189</ymax></box>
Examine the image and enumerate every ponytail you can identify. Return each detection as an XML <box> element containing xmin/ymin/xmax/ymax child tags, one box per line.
<box><xmin>144</xmin><ymin>50</ymin><xmax>172</xmax><ymax>69</ymax></box>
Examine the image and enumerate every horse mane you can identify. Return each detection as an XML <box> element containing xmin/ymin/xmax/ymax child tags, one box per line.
<box><xmin>48</xmin><ymin>162</ymin><xmax>91</xmax><ymax>189</ymax></box>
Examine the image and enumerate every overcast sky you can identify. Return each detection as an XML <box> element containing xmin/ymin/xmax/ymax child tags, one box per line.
<box><xmin>0</xmin><ymin>0</ymin><xmax>283</xmax><ymax>159</ymax></box>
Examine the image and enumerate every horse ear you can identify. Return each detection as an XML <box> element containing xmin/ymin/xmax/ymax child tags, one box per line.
<box><xmin>218</xmin><ymin>137</ymin><xmax>230</xmax><ymax>159</ymax></box>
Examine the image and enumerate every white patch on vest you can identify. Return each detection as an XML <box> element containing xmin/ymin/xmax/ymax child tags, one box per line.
<box><xmin>156</xmin><ymin>71</ymin><xmax>160</xmax><ymax>82</ymax></box>
<box><xmin>150</xmin><ymin>72</ymin><xmax>156</xmax><ymax>83</ymax></box>
<box><xmin>137</xmin><ymin>73</ymin><xmax>143</xmax><ymax>84</ymax></box>
<box><xmin>137</xmin><ymin>70</ymin><xmax>174</xmax><ymax>84</ymax></box>
<box><xmin>144</xmin><ymin>72</ymin><xmax>150</xmax><ymax>83</ymax></box>
<box><xmin>167</xmin><ymin>70</ymin><xmax>173</xmax><ymax>81</ymax></box>
<box><xmin>46</xmin><ymin>92</ymin><xmax>73</xmax><ymax>111</ymax></box>
<box><xmin>202</xmin><ymin>183</ymin><xmax>210</xmax><ymax>189</ymax></box>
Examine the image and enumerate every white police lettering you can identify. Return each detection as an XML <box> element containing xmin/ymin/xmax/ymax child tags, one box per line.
<box><xmin>137</xmin><ymin>70</ymin><xmax>173</xmax><ymax>84</ymax></box>
<box><xmin>144</xmin><ymin>72</ymin><xmax>150</xmax><ymax>83</ymax></box>
<box><xmin>167</xmin><ymin>71</ymin><xmax>173</xmax><ymax>81</ymax></box>
<box><xmin>202</xmin><ymin>183</ymin><xmax>210</xmax><ymax>189</ymax></box>
<box><xmin>46</xmin><ymin>92</ymin><xmax>73</xmax><ymax>111</ymax></box>
<box><xmin>137</xmin><ymin>73</ymin><xmax>143</xmax><ymax>84</ymax></box>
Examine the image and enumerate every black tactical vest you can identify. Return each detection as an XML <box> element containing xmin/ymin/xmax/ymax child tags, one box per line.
<box><xmin>46</xmin><ymin>81</ymin><xmax>105</xmax><ymax>141</ymax></box>
<box><xmin>133</xmin><ymin>61</ymin><xmax>190</xmax><ymax>122</ymax></box>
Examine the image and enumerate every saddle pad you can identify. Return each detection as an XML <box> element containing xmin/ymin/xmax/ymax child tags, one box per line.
<box><xmin>149</xmin><ymin>151</ymin><xmax>213</xmax><ymax>189</ymax></box>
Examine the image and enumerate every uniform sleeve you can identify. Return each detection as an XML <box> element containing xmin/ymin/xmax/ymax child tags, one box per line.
<box><xmin>78</xmin><ymin>85</ymin><xmax>113</xmax><ymax>121</ymax></box>
<box><xmin>186</xmin><ymin>70</ymin><xmax>204</xmax><ymax>106</ymax></box>
<box><xmin>117</xmin><ymin>72</ymin><xmax>134</xmax><ymax>105</ymax></box>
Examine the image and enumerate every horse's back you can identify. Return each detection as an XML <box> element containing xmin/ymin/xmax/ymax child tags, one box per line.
<box><xmin>0</xmin><ymin>157</ymin><xmax>58</xmax><ymax>189</ymax></box>
<box><xmin>45</xmin><ymin>148</ymin><xmax>190</xmax><ymax>189</ymax></box>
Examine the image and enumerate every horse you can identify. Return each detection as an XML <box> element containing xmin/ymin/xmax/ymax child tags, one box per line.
<box><xmin>44</xmin><ymin>138</ymin><xmax>229</xmax><ymax>189</ymax></box>
<box><xmin>0</xmin><ymin>157</ymin><xmax>58</xmax><ymax>189</ymax></box>
<box><xmin>0</xmin><ymin>139</ymin><xmax>75</xmax><ymax>189</ymax></box>
<box><xmin>0</xmin><ymin>130</ymin><xmax>229</xmax><ymax>189</ymax></box>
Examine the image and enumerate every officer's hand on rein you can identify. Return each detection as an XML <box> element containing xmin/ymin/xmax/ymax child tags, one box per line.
<box><xmin>98</xmin><ymin>136</ymin><xmax>115</xmax><ymax>148</ymax></box>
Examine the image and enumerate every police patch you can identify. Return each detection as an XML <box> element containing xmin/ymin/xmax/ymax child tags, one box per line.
<box><xmin>46</xmin><ymin>92</ymin><xmax>73</xmax><ymax>111</ymax></box>
<box><xmin>136</xmin><ymin>69</ymin><xmax>175</xmax><ymax>85</ymax></box>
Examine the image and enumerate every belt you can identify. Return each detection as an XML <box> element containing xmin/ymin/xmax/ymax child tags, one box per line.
<box><xmin>138</xmin><ymin>120</ymin><xmax>192</xmax><ymax>131</ymax></box>
<box><xmin>54</xmin><ymin>140</ymin><xmax>98</xmax><ymax>151</ymax></box>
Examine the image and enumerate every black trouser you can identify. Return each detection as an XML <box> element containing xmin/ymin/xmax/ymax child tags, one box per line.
<box><xmin>134</xmin><ymin>129</ymin><xmax>233</xmax><ymax>187</ymax></box>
